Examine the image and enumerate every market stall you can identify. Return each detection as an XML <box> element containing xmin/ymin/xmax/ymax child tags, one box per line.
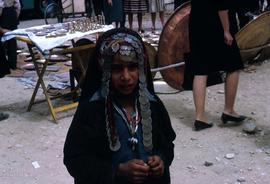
<box><xmin>2</xmin><ymin>18</ymin><xmax>114</xmax><ymax>122</ymax></box>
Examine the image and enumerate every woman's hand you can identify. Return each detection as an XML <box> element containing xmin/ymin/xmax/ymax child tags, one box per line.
<box><xmin>218</xmin><ymin>10</ymin><xmax>233</xmax><ymax>46</ymax></box>
<box><xmin>117</xmin><ymin>159</ymin><xmax>150</xmax><ymax>184</ymax></box>
<box><xmin>108</xmin><ymin>0</ymin><xmax>113</xmax><ymax>6</ymax></box>
<box><xmin>224</xmin><ymin>30</ymin><xmax>233</xmax><ymax>46</ymax></box>
<box><xmin>148</xmin><ymin>155</ymin><xmax>164</xmax><ymax>178</ymax></box>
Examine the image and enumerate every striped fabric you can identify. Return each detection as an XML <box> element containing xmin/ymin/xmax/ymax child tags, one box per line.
<box><xmin>148</xmin><ymin>0</ymin><xmax>165</xmax><ymax>13</ymax></box>
<box><xmin>124</xmin><ymin>0</ymin><xmax>148</xmax><ymax>13</ymax></box>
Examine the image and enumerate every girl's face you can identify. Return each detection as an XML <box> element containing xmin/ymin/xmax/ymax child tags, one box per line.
<box><xmin>110</xmin><ymin>55</ymin><xmax>139</xmax><ymax>96</ymax></box>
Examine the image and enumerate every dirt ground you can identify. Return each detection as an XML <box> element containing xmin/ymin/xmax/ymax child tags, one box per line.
<box><xmin>1</xmin><ymin>15</ymin><xmax>270</xmax><ymax>184</ymax></box>
<box><xmin>1</xmin><ymin>60</ymin><xmax>270</xmax><ymax>184</ymax></box>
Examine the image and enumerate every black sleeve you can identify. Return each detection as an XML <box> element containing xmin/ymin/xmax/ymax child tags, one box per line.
<box><xmin>214</xmin><ymin>0</ymin><xmax>231</xmax><ymax>11</ymax></box>
<box><xmin>63</xmin><ymin>100</ymin><xmax>113</xmax><ymax>184</ymax></box>
<box><xmin>156</xmin><ymin>98</ymin><xmax>176</xmax><ymax>167</ymax></box>
<box><xmin>151</xmin><ymin>97</ymin><xmax>176</xmax><ymax>183</ymax></box>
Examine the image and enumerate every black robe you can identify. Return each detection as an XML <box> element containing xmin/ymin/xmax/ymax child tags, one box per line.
<box><xmin>187</xmin><ymin>0</ymin><xmax>244</xmax><ymax>75</ymax></box>
<box><xmin>64</xmin><ymin>96</ymin><xmax>176</xmax><ymax>184</ymax></box>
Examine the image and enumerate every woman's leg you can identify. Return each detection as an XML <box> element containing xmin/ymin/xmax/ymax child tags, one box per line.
<box><xmin>137</xmin><ymin>13</ymin><xmax>143</xmax><ymax>31</ymax></box>
<box><xmin>115</xmin><ymin>22</ymin><xmax>119</xmax><ymax>28</ymax></box>
<box><xmin>151</xmin><ymin>12</ymin><xmax>156</xmax><ymax>31</ymax></box>
<box><xmin>193</xmin><ymin>75</ymin><xmax>208</xmax><ymax>122</ymax></box>
<box><xmin>128</xmin><ymin>13</ymin><xmax>133</xmax><ymax>29</ymax></box>
<box><xmin>266</xmin><ymin>0</ymin><xmax>270</xmax><ymax>10</ymax></box>
<box><xmin>159</xmin><ymin>11</ymin><xmax>165</xmax><ymax>27</ymax></box>
<box><xmin>92</xmin><ymin>0</ymin><xmax>103</xmax><ymax>15</ymax></box>
<box><xmin>224</xmin><ymin>70</ymin><xmax>240</xmax><ymax>115</ymax></box>
<box><xmin>120</xmin><ymin>13</ymin><xmax>126</xmax><ymax>28</ymax></box>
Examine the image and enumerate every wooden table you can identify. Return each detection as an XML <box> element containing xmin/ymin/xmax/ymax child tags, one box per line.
<box><xmin>16</xmin><ymin>36</ymin><xmax>95</xmax><ymax>123</ymax></box>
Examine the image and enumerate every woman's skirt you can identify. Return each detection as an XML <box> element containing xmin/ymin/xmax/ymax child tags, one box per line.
<box><xmin>148</xmin><ymin>0</ymin><xmax>165</xmax><ymax>13</ymax></box>
<box><xmin>124</xmin><ymin>0</ymin><xmax>148</xmax><ymax>13</ymax></box>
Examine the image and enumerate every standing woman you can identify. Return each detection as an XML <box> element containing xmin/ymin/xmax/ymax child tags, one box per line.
<box><xmin>103</xmin><ymin>0</ymin><xmax>123</xmax><ymax>28</ymax></box>
<box><xmin>148</xmin><ymin>0</ymin><xmax>165</xmax><ymax>32</ymax></box>
<box><xmin>0</xmin><ymin>0</ymin><xmax>21</xmax><ymax>69</ymax></box>
<box><xmin>124</xmin><ymin>0</ymin><xmax>148</xmax><ymax>32</ymax></box>
<box><xmin>185</xmin><ymin>0</ymin><xmax>246</xmax><ymax>131</ymax></box>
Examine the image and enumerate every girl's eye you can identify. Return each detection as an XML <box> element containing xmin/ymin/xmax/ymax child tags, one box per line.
<box><xmin>127</xmin><ymin>63</ymin><xmax>138</xmax><ymax>71</ymax></box>
<box><xmin>111</xmin><ymin>64</ymin><xmax>123</xmax><ymax>71</ymax></box>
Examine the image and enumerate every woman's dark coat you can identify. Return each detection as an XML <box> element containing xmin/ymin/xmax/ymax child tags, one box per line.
<box><xmin>187</xmin><ymin>0</ymin><xmax>244</xmax><ymax>75</ymax></box>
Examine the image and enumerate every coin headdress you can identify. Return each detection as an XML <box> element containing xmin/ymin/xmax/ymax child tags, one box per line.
<box><xmin>98</xmin><ymin>31</ymin><xmax>153</xmax><ymax>152</ymax></box>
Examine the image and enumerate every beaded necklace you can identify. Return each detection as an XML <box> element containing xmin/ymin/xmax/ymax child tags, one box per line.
<box><xmin>113</xmin><ymin>99</ymin><xmax>140</xmax><ymax>151</ymax></box>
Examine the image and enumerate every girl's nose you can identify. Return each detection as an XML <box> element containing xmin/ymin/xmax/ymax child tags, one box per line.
<box><xmin>121</xmin><ymin>67</ymin><xmax>131</xmax><ymax>80</ymax></box>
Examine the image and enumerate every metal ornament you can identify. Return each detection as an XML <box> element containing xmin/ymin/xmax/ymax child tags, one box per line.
<box><xmin>109</xmin><ymin>138</ymin><xmax>121</xmax><ymax>151</ymax></box>
<box><xmin>139</xmin><ymin>74</ymin><xmax>146</xmax><ymax>83</ymax></box>
<box><xmin>128</xmin><ymin>137</ymin><xmax>138</xmax><ymax>150</ymax></box>
<box><xmin>112</xmin><ymin>43</ymin><xmax>120</xmax><ymax>53</ymax></box>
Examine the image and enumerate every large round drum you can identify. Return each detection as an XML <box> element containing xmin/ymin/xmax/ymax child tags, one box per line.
<box><xmin>158</xmin><ymin>2</ymin><xmax>270</xmax><ymax>90</ymax></box>
<box><xmin>158</xmin><ymin>2</ymin><xmax>191</xmax><ymax>90</ymax></box>
<box><xmin>236</xmin><ymin>11</ymin><xmax>270</xmax><ymax>62</ymax></box>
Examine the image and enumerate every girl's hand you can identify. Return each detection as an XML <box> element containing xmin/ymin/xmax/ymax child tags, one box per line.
<box><xmin>224</xmin><ymin>31</ymin><xmax>233</xmax><ymax>46</ymax></box>
<box><xmin>118</xmin><ymin>159</ymin><xmax>150</xmax><ymax>184</ymax></box>
<box><xmin>148</xmin><ymin>155</ymin><xmax>164</xmax><ymax>178</ymax></box>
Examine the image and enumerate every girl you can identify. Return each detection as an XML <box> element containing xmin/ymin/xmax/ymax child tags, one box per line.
<box><xmin>64</xmin><ymin>28</ymin><xmax>176</xmax><ymax>183</ymax></box>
